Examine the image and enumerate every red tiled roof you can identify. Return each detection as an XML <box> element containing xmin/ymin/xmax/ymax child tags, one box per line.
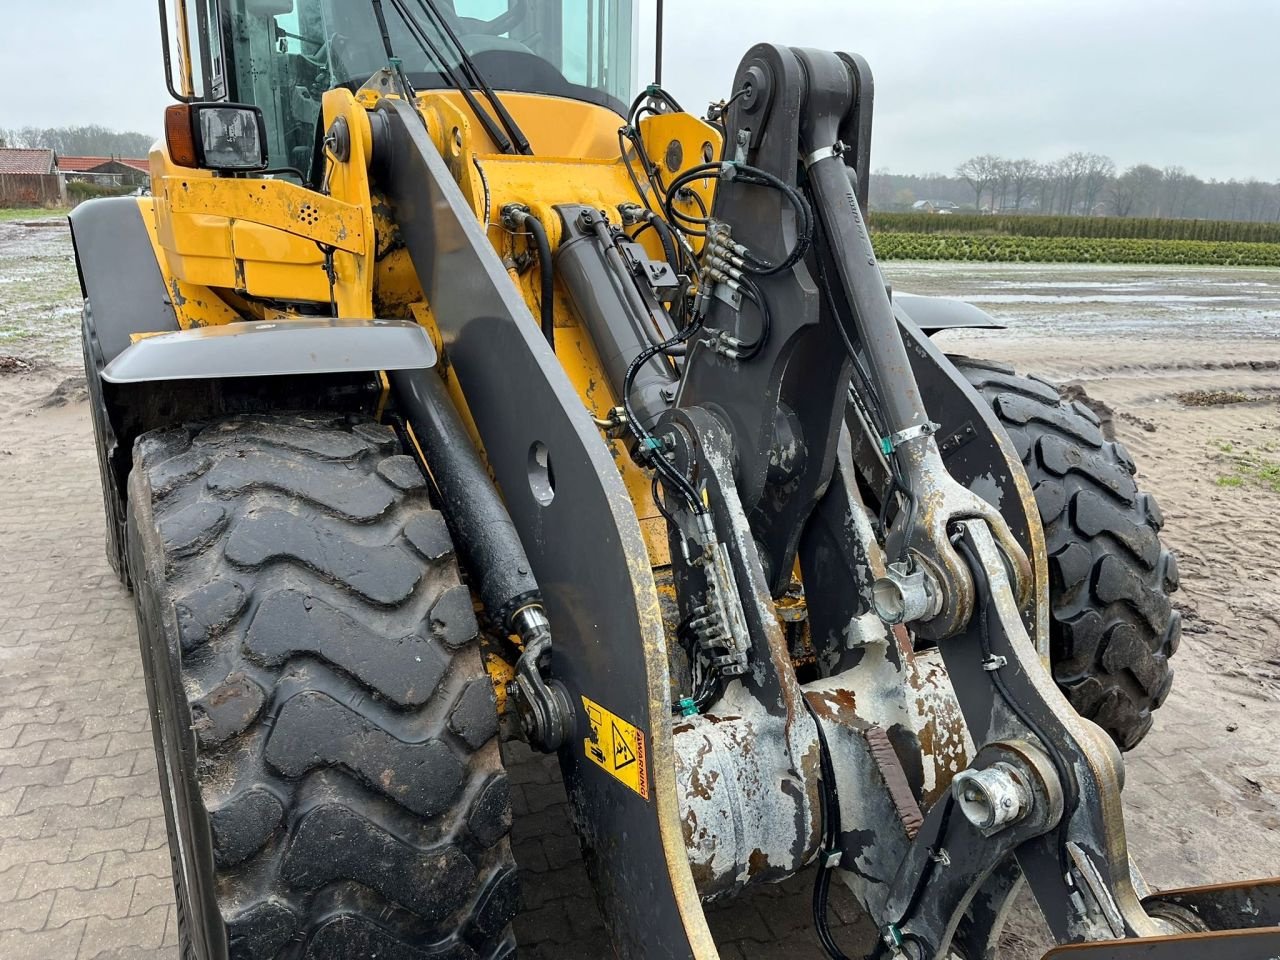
<box><xmin>57</xmin><ymin>156</ymin><xmax>150</xmax><ymax>174</ymax></box>
<box><xmin>0</xmin><ymin>148</ymin><xmax>56</xmax><ymax>175</ymax></box>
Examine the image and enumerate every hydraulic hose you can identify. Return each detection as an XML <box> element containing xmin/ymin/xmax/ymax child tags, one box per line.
<box><xmin>516</xmin><ymin>210</ymin><xmax>555</xmax><ymax>350</ymax></box>
<box><xmin>389</xmin><ymin>367</ymin><xmax>541</xmax><ymax>631</ymax></box>
<box><xmin>646</xmin><ymin>211</ymin><xmax>681</xmax><ymax>275</ymax></box>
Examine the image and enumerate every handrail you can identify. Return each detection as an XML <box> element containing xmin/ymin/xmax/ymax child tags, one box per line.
<box><xmin>156</xmin><ymin>0</ymin><xmax>194</xmax><ymax>103</ymax></box>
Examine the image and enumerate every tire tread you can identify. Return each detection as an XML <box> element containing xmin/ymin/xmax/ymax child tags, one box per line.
<box><xmin>952</xmin><ymin>358</ymin><xmax>1181</xmax><ymax>750</ymax></box>
<box><xmin>129</xmin><ymin>413</ymin><xmax>516</xmax><ymax>959</ymax></box>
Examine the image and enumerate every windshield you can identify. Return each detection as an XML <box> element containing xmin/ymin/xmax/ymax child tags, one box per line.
<box><xmin>223</xmin><ymin>0</ymin><xmax>637</xmax><ymax>173</ymax></box>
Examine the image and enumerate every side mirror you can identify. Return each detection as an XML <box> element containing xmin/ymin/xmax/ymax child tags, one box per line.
<box><xmin>165</xmin><ymin>103</ymin><xmax>270</xmax><ymax>172</ymax></box>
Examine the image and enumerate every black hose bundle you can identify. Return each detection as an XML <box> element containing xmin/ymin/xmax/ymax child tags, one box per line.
<box><xmin>665</xmin><ymin>161</ymin><xmax>814</xmax><ymax>271</ymax></box>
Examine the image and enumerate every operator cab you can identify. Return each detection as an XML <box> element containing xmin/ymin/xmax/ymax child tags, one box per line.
<box><xmin>166</xmin><ymin>0</ymin><xmax>639</xmax><ymax>174</ymax></box>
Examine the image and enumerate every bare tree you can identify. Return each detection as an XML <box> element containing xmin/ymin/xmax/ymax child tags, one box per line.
<box><xmin>1079</xmin><ymin>153</ymin><xmax>1116</xmax><ymax>216</ymax></box>
<box><xmin>1005</xmin><ymin>158</ymin><xmax>1038</xmax><ymax>211</ymax></box>
<box><xmin>871</xmin><ymin>157</ymin><xmax>1277</xmax><ymax>223</ymax></box>
<box><xmin>956</xmin><ymin>154</ymin><xmax>1002</xmax><ymax>211</ymax></box>
<box><xmin>1158</xmin><ymin>166</ymin><xmax>1187</xmax><ymax>218</ymax></box>
<box><xmin>1244</xmin><ymin>179</ymin><xmax>1268</xmax><ymax>221</ymax></box>
<box><xmin>1056</xmin><ymin>152</ymin><xmax>1091</xmax><ymax>215</ymax></box>
<box><xmin>1034</xmin><ymin>161</ymin><xmax>1060</xmax><ymax>213</ymax></box>
<box><xmin>1111</xmin><ymin>164</ymin><xmax>1163</xmax><ymax>217</ymax></box>
<box><xmin>1223</xmin><ymin>179</ymin><xmax>1244</xmax><ymax>220</ymax></box>
<box><xmin>991</xmin><ymin>159</ymin><xmax>1012</xmax><ymax>212</ymax></box>
<box><xmin>0</xmin><ymin>125</ymin><xmax>154</xmax><ymax>156</ymax></box>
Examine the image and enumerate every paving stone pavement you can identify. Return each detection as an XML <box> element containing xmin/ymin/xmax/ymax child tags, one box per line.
<box><xmin>2</xmin><ymin>390</ymin><xmax>1277</xmax><ymax>960</ymax></box>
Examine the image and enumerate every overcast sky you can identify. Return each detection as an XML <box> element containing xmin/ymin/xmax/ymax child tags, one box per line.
<box><xmin>1</xmin><ymin>0</ymin><xmax>1274</xmax><ymax>181</ymax></box>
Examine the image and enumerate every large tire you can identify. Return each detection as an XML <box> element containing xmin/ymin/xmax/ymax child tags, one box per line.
<box><xmin>83</xmin><ymin>302</ymin><xmax>129</xmax><ymax>587</ymax></box>
<box><xmin>951</xmin><ymin>358</ymin><xmax>1181</xmax><ymax>751</ymax></box>
<box><xmin>127</xmin><ymin>412</ymin><xmax>519</xmax><ymax>959</ymax></box>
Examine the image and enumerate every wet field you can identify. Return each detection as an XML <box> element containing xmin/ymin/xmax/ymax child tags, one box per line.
<box><xmin>0</xmin><ymin>218</ymin><xmax>82</xmax><ymax>366</ymax></box>
<box><xmin>885</xmin><ymin>259</ymin><xmax>1280</xmax><ymax>340</ymax></box>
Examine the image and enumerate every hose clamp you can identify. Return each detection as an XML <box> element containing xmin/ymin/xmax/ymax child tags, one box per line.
<box><xmin>804</xmin><ymin>141</ymin><xmax>847</xmax><ymax>168</ymax></box>
<box><xmin>880</xmin><ymin>421</ymin><xmax>939</xmax><ymax>456</ymax></box>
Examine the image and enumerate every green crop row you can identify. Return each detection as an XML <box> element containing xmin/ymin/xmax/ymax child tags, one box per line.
<box><xmin>871</xmin><ymin>233</ymin><xmax>1280</xmax><ymax>267</ymax></box>
<box><xmin>868</xmin><ymin>212</ymin><xmax>1280</xmax><ymax>244</ymax></box>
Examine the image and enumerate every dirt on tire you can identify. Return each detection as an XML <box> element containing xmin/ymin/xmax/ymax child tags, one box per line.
<box><xmin>127</xmin><ymin>412</ymin><xmax>519</xmax><ymax>959</ymax></box>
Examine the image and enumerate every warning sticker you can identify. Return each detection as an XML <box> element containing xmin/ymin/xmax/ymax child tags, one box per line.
<box><xmin>582</xmin><ymin>695</ymin><xmax>649</xmax><ymax>800</ymax></box>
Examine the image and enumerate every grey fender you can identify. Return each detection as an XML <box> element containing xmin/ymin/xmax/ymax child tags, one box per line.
<box><xmin>102</xmin><ymin>318</ymin><xmax>437</xmax><ymax>384</ymax></box>
<box><xmin>71</xmin><ymin>197</ymin><xmax>181</xmax><ymax>365</ymax></box>
<box><xmin>893</xmin><ymin>292</ymin><xmax>1006</xmax><ymax>334</ymax></box>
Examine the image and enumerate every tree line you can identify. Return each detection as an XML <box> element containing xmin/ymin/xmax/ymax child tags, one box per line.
<box><xmin>0</xmin><ymin>125</ymin><xmax>154</xmax><ymax>159</ymax></box>
<box><xmin>872</xmin><ymin>153</ymin><xmax>1280</xmax><ymax>223</ymax></box>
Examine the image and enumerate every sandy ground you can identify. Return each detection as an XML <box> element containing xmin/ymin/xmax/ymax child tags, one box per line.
<box><xmin>0</xmin><ymin>219</ymin><xmax>1277</xmax><ymax>957</ymax></box>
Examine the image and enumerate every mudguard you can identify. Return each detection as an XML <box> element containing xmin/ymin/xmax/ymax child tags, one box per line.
<box><xmin>70</xmin><ymin>198</ymin><xmax>180</xmax><ymax>365</ymax></box>
<box><xmin>895</xmin><ymin>292</ymin><xmax>1006</xmax><ymax>334</ymax></box>
<box><xmin>101</xmin><ymin>319</ymin><xmax>436</xmax><ymax>384</ymax></box>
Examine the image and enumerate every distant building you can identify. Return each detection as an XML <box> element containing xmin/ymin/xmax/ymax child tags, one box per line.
<box><xmin>58</xmin><ymin>156</ymin><xmax>151</xmax><ymax>190</ymax></box>
<box><xmin>0</xmin><ymin>148</ymin><xmax>65</xmax><ymax>207</ymax></box>
<box><xmin>911</xmin><ymin>199</ymin><xmax>958</xmax><ymax>214</ymax></box>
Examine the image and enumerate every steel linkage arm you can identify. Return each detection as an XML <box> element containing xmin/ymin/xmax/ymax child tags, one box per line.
<box><xmin>789</xmin><ymin>48</ymin><xmax>1032</xmax><ymax>642</ymax></box>
<box><xmin>867</xmin><ymin>519</ymin><xmax>1156</xmax><ymax>956</ymax></box>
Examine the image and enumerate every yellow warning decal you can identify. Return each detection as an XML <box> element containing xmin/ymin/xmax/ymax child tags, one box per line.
<box><xmin>582</xmin><ymin>695</ymin><xmax>649</xmax><ymax>800</ymax></box>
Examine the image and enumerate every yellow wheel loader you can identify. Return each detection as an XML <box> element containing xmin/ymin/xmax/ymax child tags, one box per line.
<box><xmin>74</xmin><ymin>1</ymin><xmax>1275</xmax><ymax>957</ymax></box>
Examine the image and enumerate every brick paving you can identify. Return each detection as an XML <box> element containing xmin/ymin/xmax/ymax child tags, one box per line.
<box><xmin>1</xmin><ymin>387</ymin><xmax>1277</xmax><ymax>959</ymax></box>
<box><xmin>0</xmin><ymin>399</ymin><xmax>178</xmax><ymax>959</ymax></box>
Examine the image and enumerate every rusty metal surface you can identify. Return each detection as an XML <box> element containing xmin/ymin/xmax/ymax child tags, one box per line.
<box><xmin>663</xmin><ymin>407</ymin><xmax>821</xmax><ymax>899</ymax></box>
<box><xmin>901</xmin><ymin>316</ymin><xmax>1051</xmax><ymax>657</ymax></box>
<box><xmin>1144</xmin><ymin>878</ymin><xmax>1280</xmax><ymax>932</ymax></box>
<box><xmin>1041</xmin><ymin>928</ymin><xmax>1280</xmax><ymax>959</ymax></box>
<box><xmin>802</xmin><ymin>678</ymin><xmax>921</xmax><ymax>922</ymax></box>
<box><xmin>800</xmin><ymin>430</ymin><xmax>975</xmax><ymax>806</ymax></box>
<box><xmin>673</xmin><ymin>695</ymin><xmax>819</xmax><ymax>899</ymax></box>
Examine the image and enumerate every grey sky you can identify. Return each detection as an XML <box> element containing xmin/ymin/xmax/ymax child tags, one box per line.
<box><xmin>1</xmin><ymin>0</ymin><xmax>1274</xmax><ymax>180</ymax></box>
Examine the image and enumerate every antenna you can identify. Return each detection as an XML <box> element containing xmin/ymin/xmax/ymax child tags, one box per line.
<box><xmin>655</xmin><ymin>0</ymin><xmax>664</xmax><ymax>84</ymax></box>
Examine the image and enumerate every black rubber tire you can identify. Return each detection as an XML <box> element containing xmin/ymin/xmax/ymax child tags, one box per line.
<box><xmin>126</xmin><ymin>412</ymin><xmax>519</xmax><ymax>959</ymax></box>
<box><xmin>951</xmin><ymin>357</ymin><xmax>1181</xmax><ymax>751</ymax></box>
<box><xmin>82</xmin><ymin>302</ymin><xmax>129</xmax><ymax>588</ymax></box>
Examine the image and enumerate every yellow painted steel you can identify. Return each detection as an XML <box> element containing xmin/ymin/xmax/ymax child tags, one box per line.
<box><xmin>172</xmin><ymin>1</ymin><xmax>195</xmax><ymax>99</ymax></box>
<box><xmin>132</xmin><ymin>88</ymin><xmax>725</xmax><ymax>569</ymax></box>
<box><xmin>135</xmin><ymin>197</ymin><xmax>240</xmax><ymax>329</ymax></box>
<box><xmin>639</xmin><ymin>110</ymin><xmax>723</xmax><ymax>256</ymax></box>
<box><xmin>144</xmin><ymin>92</ymin><xmax>376</xmax><ymax>319</ymax></box>
<box><xmin>421</xmin><ymin>91</ymin><xmax>627</xmax><ymax>160</ymax></box>
<box><xmin>133</xmin><ymin>88</ymin><xmax>729</xmax><ymax>563</ymax></box>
